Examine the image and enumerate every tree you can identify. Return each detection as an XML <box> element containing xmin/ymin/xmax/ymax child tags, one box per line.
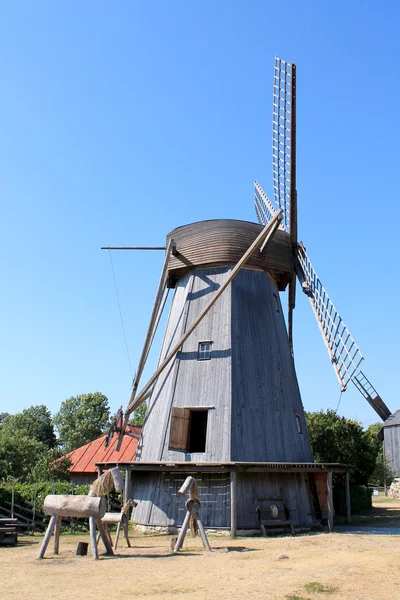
<box><xmin>0</xmin><ymin>428</ymin><xmax>46</xmax><ymax>481</ymax></box>
<box><xmin>2</xmin><ymin>405</ymin><xmax>56</xmax><ymax>448</ymax></box>
<box><xmin>365</xmin><ymin>422</ymin><xmax>394</xmax><ymax>487</ymax></box>
<box><xmin>54</xmin><ymin>392</ymin><xmax>110</xmax><ymax>453</ymax></box>
<box><xmin>305</xmin><ymin>410</ymin><xmax>378</xmax><ymax>485</ymax></box>
<box><xmin>129</xmin><ymin>402</ymin><xmax>147</xmax><ymax>427</ymax></box>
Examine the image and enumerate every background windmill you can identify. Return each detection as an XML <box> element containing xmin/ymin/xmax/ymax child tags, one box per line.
<box><xmin>99</xmin><ymin>56</ymin><xmax>384</xmax><ymax>532</ymax></box>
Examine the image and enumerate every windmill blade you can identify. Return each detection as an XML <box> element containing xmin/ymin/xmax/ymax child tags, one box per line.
<box><xmin>352</xmin><ymin>371</ymin><xmax>391</xmax><ymax>421</ymax></box>
<box><xmin>295</xmin><ymin>243</ymin><xmax>363</xmax><ymax>391</ymax></box>
<box><xmin>272</xmin><ymin>57</ymin><xmax>296</xmax><ymax>236</ymax></box>
<box><xmin>254</xmin><ymin>181</ymin><xmax>285</xmax><ymax>229</ymax></box>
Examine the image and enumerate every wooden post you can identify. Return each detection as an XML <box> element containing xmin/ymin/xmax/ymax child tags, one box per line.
<box><xmin>173</xmin><ymin>510</ymin><xmax>191</xmax><ymax>553</ymax></box>
<box><xmin>345</xmin><ymin>471</ymin><xmax>351</xmax><ymax>524</ymax></box>
<box><xmin>178</xmin><ymin>476</ymin><xmax>196</xmax><ymax>496</ymax></box>
<box><xmin>197</xmin><ymin>519</ymin><xmax>212</xmax><ymax>552</ymax></box>
<box><xmin>37</xmin><ymin>515</ymin><xmax>57</xmax><ymax>559</ymax></box>
<box><xmin>95</xmin><ymin>517</ymin><xmax>114</xmax><ymax>555</ymax></box>
<box><xmin>89</xmin><ymin>515</ymin><xmax>99</xmax><ymax>560</ymax></box>
<box><xmin>53</xmin><ymin>516</ymin><xmax>61</xmax><ymax>554</ymax></box>
<box><xmin>230</xmin><ymin>471</ymin><xmax>237</xmax><ymax>538</ymax></box>
<box><xmin>327</xmin><ymin>471</ymin><xmax>334</xmax><ymax>532</ymax></box>
<box><xmin>124</xmin><ymin>469</ymin><xmax>131</xmax><ymax>504</ymax></box>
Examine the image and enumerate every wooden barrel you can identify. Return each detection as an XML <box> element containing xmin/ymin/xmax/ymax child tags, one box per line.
<box><xmin>43</xmin><ymin>495</ymin><xmax>106</xmax><ymax>518</ymax></box>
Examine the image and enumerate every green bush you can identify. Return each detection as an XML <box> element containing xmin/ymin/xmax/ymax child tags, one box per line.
<box><xmin>0</xmin><ymin>481</ymin><xmax>90</xmax><ymax>531</ymax></box>
<box><xmin>333</xmin><ymin>484</ymin><xmax>372</xmax><ymax>515</ymax></box>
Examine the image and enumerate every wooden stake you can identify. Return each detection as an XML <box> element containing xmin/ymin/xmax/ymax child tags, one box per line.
<box><xmin>173</xmin><ymin>510</ymin><xmax>191</xmax><ymax>553</ymax></box>
<box><xmin>53</xmin><ymin>516</ymin><xmax>61</xmax><ymax>555</ymax></box>
<box><xmin>197</xmin><ymin>519</ymin><xmax>211</xmax><ymax>552</ymax></box>
<box><xmin>37</xmin><ymin>514</ymin><xmax>57</xmax><ymax>559</ymax></box>
<box><xmin>95</xmin><ymin>517</ymin><xmax>114</xmax><ymax>555</ymax></box>
<box><xmin>89</xmin><ymin>515</ymin><xmax>99</xmax><ymax>560</ymax></box>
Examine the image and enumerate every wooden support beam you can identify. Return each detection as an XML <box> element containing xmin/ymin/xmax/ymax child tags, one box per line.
<box><xmin>124</xmin><ymin>469</ymin><xmax>132</xmax><ymax>505</ymax></box>
<box><xmin>345</xmin><ymin>472</ymin><xmax>351</xmax><ymax>524</ymax></box>
<box><xmin>173</xmin><ymin>510</ymin><xmax>191</xmax><ymax>553</ymax></box>
<box><xmin>89</xmin><ymin>515</ymin><xmax>99</xmax><ymax>560</ymax></box>
<box><xmin>230</xmin><ymin>471</ymin><xmax>237</xmax><ymax>538</ymax></box>
<box><xmin>327</xmin><ymin>471</ymin><xmax>334</xmax><ymax>532</ymax></box>
<box><xmin>178</xmin><ymin>476</ymin><xmax>196</xmax><ymax>495</ymax></box>
<box><xmin>37</xmin><ymin>514</ymin><xmax>57</xmax><ymax>559</ymax></box>
<box><xmin>53</xmin><ymin>516</ymin><xmax>61</xmax><ymax>555</ymax></box>
<box><xmin>116</xmin><ymin>239</ymin><xmax>175</xmax><ymax>450</ymax></box>
<box><xmin>127</xmin><ymin>210</ymin><xmax>283</xmax><ymax>415</ymax></box>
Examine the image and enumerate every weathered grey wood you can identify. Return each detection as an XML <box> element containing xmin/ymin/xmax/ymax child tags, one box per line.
<box><xmin>128</xmin><ymin>210</ymin><xmax>282</xmax><ymax>414</ymax></box>
<box><xmin>114</xmin><ymin>521</ymin><xmax>122</xmax><ymax>550</ymax></box>
<box><xmin>53</xmin><ymin>516</ymin><xmax>61</xmax><ymax>554</ymax></box>
<box><xmin>178</xmin><ymin>476</ymin><xmax>195</xmax><ymax>495</ymax></box>
<box><xmin>166</xmin><ymin>219</ymin><xmax>293</xmax><ymax>288</ymax></box>
<box><xmin>110</xmin><ymin>467</ymin><xmax>124</xmax><ymax>491</ymax></box>
<box><xmin>95</xmin><ymin>517</ymin><xmax>114</xmax><ymax>555</ymax></box>
<box><xmin>43</xmin><ymin>495</ymin><xmax>106</xmax><ymax>519</ymax></box>
<box><xmin>196</xmin><ymin>519</ymin><xmax>211</xmax><ymax>552</ymax></box>
<box><xmin>89</xmin><ymin>515</ymin><xmax>99</xmax><ymax>560</ymax></box>
<box><xmin>124</xmin><ymin>469</ymin><xmax>131</xmax><ymax>505</ymax></box>
<box><xmin>230</xmin><ymin>471</ymin><xmax>237</xmax><ymax>537</ymax></box>
<box><xmin>327</xmin><ymin>471</ymin><xmax>334</xmax><ymax>532</ymax></box>
<box><xmin>173</xmin><ymin>510</ymin><xmax>191</xmax><ymax>552</ymax></box>
<box><xmin>345</xmin><ymin>472</ymin><xmax>351</xmax><ymax>524</ymax></box>
<box><xmin>123</xmin><ymin>518</ymin><xmax>131</xmax><ymax>548</ymax></box>
<box><xmin>37</xmin><ymin>514</ymin><xmax>57</xmax><ymax>559</ymax></box>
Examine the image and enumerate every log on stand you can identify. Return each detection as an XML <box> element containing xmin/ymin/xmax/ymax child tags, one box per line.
<box><xmin>37</xmin><ymin>495</ymin><xmax>113</xmax><ymax>560</ymax></box>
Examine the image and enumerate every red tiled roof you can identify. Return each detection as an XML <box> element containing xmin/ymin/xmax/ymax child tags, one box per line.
<box><xmin>65</xmin><ymin>425</ymin><xmax>141</xmax><ymax>473</ymax></box>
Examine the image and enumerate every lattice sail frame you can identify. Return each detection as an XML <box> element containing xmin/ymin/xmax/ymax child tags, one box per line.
<box><xmin>254</xmin><ymin>181</ymin><xmax>285</xmax><ymax>230</ymax></box>
<box><xmin>272</xmin><ymin>57</ymin><xmax>293</xmax><ymax>233</ymax></box>
<box><xmin>296</xmin><ymin>243</ymin><xmax>363</xmax><ymax>390</ymax></box>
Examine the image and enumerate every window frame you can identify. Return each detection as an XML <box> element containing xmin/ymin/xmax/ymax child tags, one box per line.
<box><xmin>197</xmin><ymin>341</ymin><xmax>213</xmax><ymax>361</ymax></box>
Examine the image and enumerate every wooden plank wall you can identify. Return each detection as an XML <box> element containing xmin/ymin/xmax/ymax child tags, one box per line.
<box><xmin>384</xmin><ymin>426</ymin><xmax>400</xmax><ymax>477</ymax></box>
<box><xmin>131</xmin><ymin>472</ymin><xmax>231</xmax><ymax>528</ymax></box>
<box><xmin>131</xmin><ymin>471</ymin><xmax>315</xmax><ymax>528</ymax></box>
<box><xmin>230</xmin><ymin>269</ymin><xmax>313</xmax><ymax>463</ymax></box>
<box><xmin>138</xmin><ymin>266</ymin><xmax>233</xmax><ymax>463</ymax></box>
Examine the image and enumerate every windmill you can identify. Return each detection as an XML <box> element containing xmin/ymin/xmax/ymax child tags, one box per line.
<box><xmin>101</xmin><ymin>57</ymin><xmax>389</xmax><ymax>532</ymax></box>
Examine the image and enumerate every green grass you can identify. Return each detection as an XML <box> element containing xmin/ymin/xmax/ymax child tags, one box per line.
<box><xmin>285</xmin><ymin>595</ymin><xmax>310</xmax><ymax>600</ymax></box>
<box><xmin>304</xmin><ymin>582</ymin><xmax>338</xmax><ymax>594</ymax></box>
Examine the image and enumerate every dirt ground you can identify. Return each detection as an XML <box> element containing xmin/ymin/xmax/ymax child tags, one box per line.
<box><xmin>1</xmin><ymin>502</ymin><xmax>400</xmax><ymax>600</ymax></box>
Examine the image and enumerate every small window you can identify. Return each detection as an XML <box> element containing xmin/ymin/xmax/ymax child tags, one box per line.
<box><xmin>295</xmin><ymin>414</ymin><xmax>302</xmax><ymax>434</ymax></box>
<box><xmin>273</xmin><ymin>293</ymin><xmax>280</xmax><ymax>313</ymax></box>
<box><xmin>169</xmin><ymin>407</ymin><xmax>208</xmax><ymax>453</ymax></box>
<box><xmin>198</xmin><ymin>341</ymin><xmax>212</xmax><ymax>360</ymax></box>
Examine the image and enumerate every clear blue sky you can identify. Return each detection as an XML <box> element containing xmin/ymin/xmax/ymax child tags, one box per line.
<box><xmin>1</xmin><ymin>1</ymin><xmax>399</xmax><ymax>428</ymax></box>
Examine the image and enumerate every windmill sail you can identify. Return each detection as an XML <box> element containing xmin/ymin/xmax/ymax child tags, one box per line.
<box><xmin>295</xmin><ymin>243</ymin><xmax>363</xmax><ymax>391</ymax></box>
<box><xmin>352</xmin><ymin>371</ymin><xmax>391</xmax><ymax>421</ymax></box>
<box><xmin>254</xmin><ymin>181</ymin><xmax>284</xmax><ymax>229</ymax></box>
<box><xmin>272</xmin><ymin>57</ymin><xmax>294</xmax><ymax>233</ymax></box>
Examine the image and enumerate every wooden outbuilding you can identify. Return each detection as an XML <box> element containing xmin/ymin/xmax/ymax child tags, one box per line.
<box><xmin>378</xmin><ymin>410</ymin><xmax>400</xmax><ymax>476</ymax></box>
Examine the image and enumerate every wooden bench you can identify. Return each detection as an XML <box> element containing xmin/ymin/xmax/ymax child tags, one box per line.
<box><xmin>0</xmin><ymin>518</ymin><xmax>18</xmax><ymax>545</ymax></box>
<box><xmin>255</xmin><ymin>497</ymin><xmax>295</xmax><ymax>536</ymax></box>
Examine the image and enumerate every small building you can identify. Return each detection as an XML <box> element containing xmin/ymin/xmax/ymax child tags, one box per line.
<box><xmin>65</xmin><ymin>425</ymin><xmax>141</xmax><ymax>485</ymax></box>
<box><xmin>378</xmin><ymin>410</ymin><xmax>400</xmax><ymax>477</ymax></box>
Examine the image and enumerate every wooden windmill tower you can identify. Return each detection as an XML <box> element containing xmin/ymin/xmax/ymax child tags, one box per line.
<box><xmin>102</xmin><ymin>57</ymin><xmax>391</xmax><ymax>532</ymax></box>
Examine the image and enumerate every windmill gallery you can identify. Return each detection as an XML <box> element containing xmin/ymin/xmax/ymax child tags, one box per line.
<box><xmin>98</xmin><ymin>58</ymin><xmax>392</xmax><ymax>534</ymax></box>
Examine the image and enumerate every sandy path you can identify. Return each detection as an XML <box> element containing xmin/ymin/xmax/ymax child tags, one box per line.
<box><xmin>1</xmin><ymin>529</ymin><xmax>400</xmax><ymax>600</ymax></box>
